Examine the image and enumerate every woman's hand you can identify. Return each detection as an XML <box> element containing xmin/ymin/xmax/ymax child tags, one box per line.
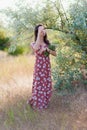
<box><xmin>38</xmin><ymin>26</ymin><xmax>44</xmax><ymax>36</ymax></box>
<box><xmin>39</xmin><ymin>46</ymin><xmax>47</xmax><ymax>54</ymax></box>
<box><xmin>46</xmin><ymin>47</ymin><xmax>57</xmax><ymax>56</ymax></box>
<box><xmin>46</xmin><ymin>47</ymin><xmax>50</xmax><ymax>53</ymax></box>
<box><xmin>38</xmin><ymin>26</ymin><xmax>46</xmax><ymax>38</ymax></box>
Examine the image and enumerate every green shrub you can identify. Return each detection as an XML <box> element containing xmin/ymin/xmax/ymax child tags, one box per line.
<box><xmin>52</xmin><ymin>39</ymin><xmax>59</xmax><ymax>44</ymax></box>
<box><xmin>52</xmin><ymin>43</ymin><xmax>82</xmax><ymax>95</ymax></box>
<box><xmin>0</xmin><ymin>37</ymin><xmax>10</xmax><ymax>50</ymax></box>
<box><xmin>0</xmin><ymin>30</ymin><xmax>10</xmax><ymax>50</ymax></box>
<box><xmin>8</xmin><ymin>44</ymin><xmax>25</xmax><ymax>55</ymax></box>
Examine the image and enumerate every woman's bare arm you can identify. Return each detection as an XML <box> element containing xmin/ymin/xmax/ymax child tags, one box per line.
<box><xmin>33</xmin><ymin>42</ymin><xmax>40</xmax><ymax>51</ymax></box>
<box><xmin>46</xmin><ymin>47</ymin><xmax>57</xmax><ymax>56</ymax></box>
<box><xmin>32</xmin><ymin>27</ymin><xmax>43</xmax><ymax>52</ymax></box>
<box><xmin>49</xmin><ymin>49</ymin><xmax>57</xmax><ymax>56</ymax></box>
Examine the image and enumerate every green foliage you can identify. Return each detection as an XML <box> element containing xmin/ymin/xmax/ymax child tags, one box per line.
<box><xmin>2</xmin><ymin>0</ymin><xmax>59</xmax><ymax>33</ymax></box>
<box><xmin>69</xmin><ymin>0</ymin><xmax>87</xmax><ymax>54</ymax></box>
<box><xmin>52</xmin><ymin>42</ymin><xmax>82</xmax><ymax>95</ymax></box>
<box><xmin>5</xmin><ymin>108</ymin><xmax>15</xmax><ymax>126</ymax></box>
<box><xmin>44</xmin><ymin>44</ymin><xmax>56</xmax><ymax>57</ymax></box>
<box><xmin>0</xmin><ymin>29</ymin><xmax>10</xmax><ymax>50</ymax></box>
<box><xmin>8</xmin><ymin>44</ymin><xmax>25</xmax><ymax>55</ymax></box>
<box><xmin>49</xmin><ymin>44</ymin><xmax>56</xmax><ymax>50</ymax></box>
<box><xmin>43</xmin><ymin>50</ymin><xmax>49</xmax><ymax>57</ymax></box>
<box><xmin>0</xmin><ymin>37</ymin><xmax>9</xmax><ymax>50</ymax></box>
<box><xmin>41</xmin><ymin>1</ymin><xmax>58</xmax><ymax>28</ymax></box>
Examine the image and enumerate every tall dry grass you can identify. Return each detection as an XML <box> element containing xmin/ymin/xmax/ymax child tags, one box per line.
<box><xmin>0</xmin><ymin>54</ymin><xmax>34</xmax><ymax>111</ymax></box>
<box><xmin>0</xmin><ymin>52</ymin><xmax>87</xmax><ymax>130</ymax></box>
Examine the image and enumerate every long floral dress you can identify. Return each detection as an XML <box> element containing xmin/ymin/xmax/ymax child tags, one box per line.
<box><xmin>28</xmin><ymin>42</ymin><xmax>53</xmax><ymax>110</ymax></box>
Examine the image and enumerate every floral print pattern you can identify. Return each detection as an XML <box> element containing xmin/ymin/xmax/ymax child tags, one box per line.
<box><xmin>28</xmin><ymin>42</ymin><xmax>53</xmax><ymax>110</ymax></box>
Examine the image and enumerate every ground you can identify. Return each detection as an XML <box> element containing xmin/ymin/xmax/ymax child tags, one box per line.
<box><xmin>0</xmin><ymin>50</ymin><xmax>87</xmax><ymax>130</ymax></box>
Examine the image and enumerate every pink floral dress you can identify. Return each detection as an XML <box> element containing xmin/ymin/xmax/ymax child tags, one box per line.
<box><xmin>28</xmin><ymin>42</ymin><xmax>53</xmax><ymax>110</ymax></box>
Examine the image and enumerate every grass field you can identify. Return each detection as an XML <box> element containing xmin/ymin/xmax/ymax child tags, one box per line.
<box><xmin>0</xmin><ymin>51</ymin><xmax>87</xmax><ymax>130</ymax></box>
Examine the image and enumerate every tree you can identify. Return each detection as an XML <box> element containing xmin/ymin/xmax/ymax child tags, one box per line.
<box><xmin>69</xmin><ymin>0</ymin><xmax>87</xmax><ymax>66</ymax></box>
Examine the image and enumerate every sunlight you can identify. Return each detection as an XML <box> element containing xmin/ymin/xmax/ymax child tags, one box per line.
<box><xmin>0</xmin><ymin>0</ymin><xmax>14</xmax><ymax>9</ymax></box>
<box><xmin>0</xmin><ymin>0</ymin><xmax>73</xmax><ymax>10</ymax></box>
<box><xmin>0</xmin><ymin>0</ymin><xmax>74</xmax><ymax>25</ymax></box>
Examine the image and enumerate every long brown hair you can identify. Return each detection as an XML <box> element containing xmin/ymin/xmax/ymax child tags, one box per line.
<box><xmin>34</xmin><ymin>24</ymin><xmax>50</xmax><ymax>45</ymax></box>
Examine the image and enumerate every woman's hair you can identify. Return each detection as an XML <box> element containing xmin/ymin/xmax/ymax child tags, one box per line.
<box><xmin>34</xmin><ymin>24</ymin><xmax>50</xmax><ymax>45</ymax></box>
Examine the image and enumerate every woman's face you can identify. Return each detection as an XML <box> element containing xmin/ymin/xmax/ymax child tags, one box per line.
<box><xmin>38</xmin><ymin>26</ymin><xmax>46</xmax><ymax>37</ymax></box>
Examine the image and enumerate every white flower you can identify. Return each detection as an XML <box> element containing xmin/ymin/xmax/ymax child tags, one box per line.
<box><xmin>37</xmin><ymin>64</ymin><xmax>39</xmax><ymax>67</ymax></box>
<box><xmin>40</xmin><ymin>106</ymin><xmax>43</xmax><ymax>109</ymax></box>
<box><xmin>42</xmin><ymin>88</ymin><xmax>44</xmax><ymax>91</ymax></box>
<box><xmin>47</xmin><ymin>77</ymin><xmax>51</xmax><ymax>81</ymax></box>
<box><xmin>41</xmin><ymin>69</ymin><xmax>44</xmax><ymax>72</ymax></box>
<box><xmin>39</xmin><ymin>57</ymin><xmax>42</xmax><ymax>59</ymax></box>
<box><xmin>39</xmin><ymin>72</ymin><xmax>41</xmax><ymax>74</ymax></box>
<box><xmin>34</xmin><ymin>89</ymin><xmax>37</xmax><ymax>92</ymax></box>
<box><xmin>34</xmin><ymin>82</ymin><xmax>37</xmax><ymax>85</ymax></box>
<box><xmin>38</xmin><ymin>82</ymin><xmax>40</xmax><ymax>84</ymax></box>
<box><xmin>43</xmin><ymin>65</ymin><xmax>46</xmax><ymax>68</ymax></box>
<box><xmin>33</xmin><ymin>102</ymin><xmax>36</xmax><ymax>106</ymax></box>
<box><xmin>47</xmin><ymin>91</ymin><xmax>49</xmax><ymax>94</ymax></box>
<box><xmin>41</xmin><ymin>74</ymin><xmax>45</xmax><ymax>77</ymax></box>
<box><xmin>37</xmin><ymin>86</ymin><xmax>41</xmax><ymax>90</ymax></box>
<box><xmin>44</xmin><ymin>78</ymin><xmax>46</xmax><ymax>81</ymax></box>
<box><xmin>36</xmin><ymin>77</ymin><xmax>40</xmax><ymax>80</ymax></box>
<box><xmin>38</xmin><ymin>98</ymin><xmax>41</xmax><ymax>101</ymax></box>
<box><xmin>48</xmin><ymin>83</ymin><xmax>50</xmax><ymax>87</ymax></box>
<box><xmin>34</xmin><ymin>96</ymin><xmax>37</xmax><ymax>100</ymax></box>
<box><xmin>41</xmin><ymin>96</ymin><xmax>44</xmax><ymax>98</ymax></box>
<box><xmin>44</xmin><ymin>86</ymin><xmax>46</xmax><ymax>89</ymax></box>
<box><xmin>44</xmin><ymin>92</ymin><xmax>46</xmax><ymax>96</ymax></box>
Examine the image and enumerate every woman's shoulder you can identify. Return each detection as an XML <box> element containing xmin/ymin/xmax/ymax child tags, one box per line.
<box><xmin>30</xmin><ymin>42</ymin><xmax>36</xmax><ymax>49</ymax></box>
<box><xmin>30</xmin><ymin>42</ymin><xmax>35</xmax><ymax>46</ymax></box>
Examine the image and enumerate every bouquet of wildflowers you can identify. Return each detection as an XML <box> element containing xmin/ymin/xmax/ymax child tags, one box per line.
<box><xmin>44</xmin><ymin>44</ymin><xmax>56</xmax><ymax>56</ymax></box>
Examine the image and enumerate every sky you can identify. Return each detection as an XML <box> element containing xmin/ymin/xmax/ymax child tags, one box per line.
<box><xmin>0</xmin><ymin>0</ymin><xmax>14</xmax><ymax>9</ymax></box>
<box><xmin>0</xmin><ymin>0</ymin><xmax>74</xmax><ymax>10</ymax></box>
<box><xmin>0</xmin><ymin>0</ymin><xmax>74</xmax><ymax>27</ymax></box>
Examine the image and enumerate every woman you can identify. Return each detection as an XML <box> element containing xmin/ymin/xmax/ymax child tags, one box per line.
<box><xmin>27</xmin><ymin>24</ymin><xmax>56</xmax><ymax>111</ymax></box>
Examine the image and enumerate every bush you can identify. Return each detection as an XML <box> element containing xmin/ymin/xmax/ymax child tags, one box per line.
<box><xmin>8</xmin><ymin>44</ymin><xmax>25</xmax><ymax>55</ymax></box>
<box><xmin>0</xmin><ymin>30</ymin><xmax>10</xmax><ymax>50</ymax></box>
<box><xmin>52</xmin><ymin>43</ymin><xmax>82</xmax><ymax>95</ymax></box>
